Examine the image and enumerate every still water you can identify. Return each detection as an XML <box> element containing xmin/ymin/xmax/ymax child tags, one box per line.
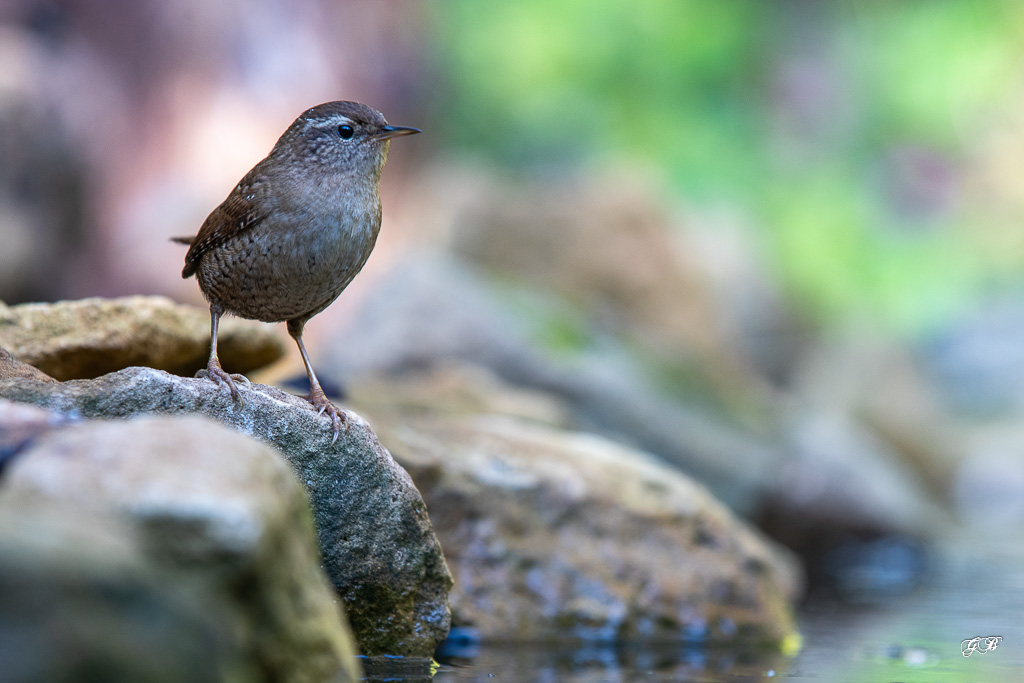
<box><xmin>365</xmin><ymin>535</ymin><xmax>1023</xmax><ymax>682</ymax></box>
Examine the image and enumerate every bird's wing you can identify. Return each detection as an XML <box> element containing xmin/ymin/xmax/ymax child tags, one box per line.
<box><xmin>181</xmin><ymin>176</ymin><xmax>268</xmax><ymax>278</ymax></box>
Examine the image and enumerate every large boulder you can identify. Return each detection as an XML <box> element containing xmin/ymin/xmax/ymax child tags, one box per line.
<box><xmin>0</xmin><ymin>296</ymin><xmax>284</xmax><ymax>380</ymax></box>
<box><xmin>0</xmin><ymin>498</ymin><xmax>240</xmax><ymax>683</ymax></box>
<box><xmin>352</xmin><ymin>366</ymin><xmax>803</xmax><ymax>646</ymax></box>
<box><xmin>320</xmin><ymin>252</ymin><xmax>779</xmax><ymax>513</ymax></box>
<box><xmin>0</xmin><ymin>412</ymin><xmax>360</xmax><ymax>682</ymax></box>
<box><xmin>323</xmin><ymin>253</ymin><xmax>944</xmax><ymax>599</ymax></box>
<box><xmin>0</xmin><ymin>368</ymin><xmax>452</xmax><ymax>658</ymax></box>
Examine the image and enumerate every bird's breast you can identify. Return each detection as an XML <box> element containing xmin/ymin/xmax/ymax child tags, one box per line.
<box><xmin>198</xmin><ymin>187</ymin><xmax>382</xmax><ymax>323</ymax></box>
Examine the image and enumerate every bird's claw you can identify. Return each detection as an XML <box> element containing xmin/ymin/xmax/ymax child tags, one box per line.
<box><xmin>307</xmin><ymin>391</ymin><xmax>346</xmax><ymax>444</ymax></box>
<box><xmin>196</xmin><ymin>365</ymin><xmax>246</xmax><ymax>407</ymax></box>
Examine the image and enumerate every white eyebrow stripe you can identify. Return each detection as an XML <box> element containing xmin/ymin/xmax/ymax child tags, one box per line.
<box><xmin>298</xmin><ymin>114</ymin><xmax>354</xmax><ymax>133</ymax></box>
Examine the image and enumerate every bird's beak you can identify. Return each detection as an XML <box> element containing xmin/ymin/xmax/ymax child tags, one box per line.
<box><xmin>376</xmin><ymin>125</ymin><xmax>421</xmax><ymax>141</ymax></box>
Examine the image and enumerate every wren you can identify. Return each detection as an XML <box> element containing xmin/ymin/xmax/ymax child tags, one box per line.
<box><xmin>174</xmin><ymin>101</ymin><xmax>419</xmax><ymax>441</ymax></box>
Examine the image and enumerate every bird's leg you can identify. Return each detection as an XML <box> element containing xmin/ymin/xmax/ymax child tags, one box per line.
<box><xmin>288</xmin><ymin>318</ymin><xmax>345</xmax><ymax>443</ymax></box>
<box><xmin>196</xmin><ymin>307</ymin><xmax>247</xmax><ymax>404</ymax></box>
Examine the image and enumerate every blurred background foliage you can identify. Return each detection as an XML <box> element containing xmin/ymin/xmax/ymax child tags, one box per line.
<box><xmin>432</xmin><ymin>0</ymin><xmax>1024</xmax><ymax>334</ymax></box>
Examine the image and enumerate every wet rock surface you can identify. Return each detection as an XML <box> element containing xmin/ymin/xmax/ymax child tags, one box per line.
<box><xmin>352</xmin><ymin>366</ymin><xmax>803</xmax><ymax>646</ymax></box>
<box><xmin>0</xmin><ymin>296</ymin><xmax>284</xmax><ymax>380</ymax></box>
<box><xmin>0</xmin><ymin>414</ymin><xmax>360</xmax><ymax>682</ymax></box>
<box><xmin>0</xmin><ymin>367</ymin><xmax>452</xmax><ymax>658</ymax></box>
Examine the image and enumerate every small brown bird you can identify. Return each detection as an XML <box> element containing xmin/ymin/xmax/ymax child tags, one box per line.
<box><xmin>175</xmin><ymin>101</ymin><xmax>419</xmax><ymax>441</ymax></box>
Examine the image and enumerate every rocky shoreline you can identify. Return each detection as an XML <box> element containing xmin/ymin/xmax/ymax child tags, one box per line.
<box><xmin>0</xmin><ymin>296</ymin><xmax>804</xmax><ymax>680</ymax></box>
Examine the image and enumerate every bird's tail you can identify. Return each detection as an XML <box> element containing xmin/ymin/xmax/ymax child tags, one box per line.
<box><xmin>170</xmin><ymin>236</ymin><xmax>195</xmax><ymax>246</ymax></box>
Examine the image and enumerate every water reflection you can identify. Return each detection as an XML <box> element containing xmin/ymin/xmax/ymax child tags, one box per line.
<box><xmin>433</xmin><ymin>641</ymin><xmax>787</xmax><ymax>682</ymax></box>
<box><xmin>363</xmin><ymin>537</ymin><xmax>1024</xmax><ymax>682</ymax></box>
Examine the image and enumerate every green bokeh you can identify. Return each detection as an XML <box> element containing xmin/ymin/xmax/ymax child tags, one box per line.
<box><xmin>431</xmin><ymin>0</ymin><xmax>1024</xmax><ymax>334</ymax></box>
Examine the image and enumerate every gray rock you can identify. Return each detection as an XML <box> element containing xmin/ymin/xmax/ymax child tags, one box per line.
<box><xmin>772</xmin><ymin>333</ymin><xmax>956</xmax><ymax>541</ymax></box>
<box><xmin>322</xmin><ymin>253</ymin><xmax>779</xmax><ymax>513</ymax></box>
<box><xmin>0</xmin><ymin>415</ymin><xmax>361</xmax><ymax>682</ymax></box>
<box><xmin>0</xmin><ymin>296</ymin><xmax>284</xmax><ymax>380</ymax></box>
<box><xmin>0</xmin><ymin>498</ymin><xmax>244</xmax><ymax>683</ymax></box>
<box><xmin>328</xmin><ymin>255</ymin><xmax>947</xmax><ymax>566</ymax></box>
<box><xmin>921</xmin><ymin>294</ymin><xmax>1024</xmax><ymax>415</ymax></box>
<box><xmin>0</xmin><ymin>346</ymin><xmax>57</xmax><ymax>384</ymax></box>
<box><xmin>0</xmin><ymin>367</ymin><xmax>452</xmax><ymax>658</ymax></box>
<box><xmin>353</xmin><ymin>366</ymin><xmax>803</xmax><ymax>646</ymax></box>
<box><xmin>769</xmin><ymin>410</ymin><xmax>948</xmax><ymax>537</ymax></box>
<box><xmin>954</xmin><ymin>427</ymin><xmax>1024</xmax><ymax>530</ymax></box>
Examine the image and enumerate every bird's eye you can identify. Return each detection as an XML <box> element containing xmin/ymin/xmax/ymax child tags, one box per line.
<box><xmin>338</xmin><ymin>125</ymin><xmax>354</xmax><ymax>140</ymax></box>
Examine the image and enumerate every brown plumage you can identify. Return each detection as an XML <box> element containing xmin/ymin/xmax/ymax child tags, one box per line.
<box><xmin>176</xmin><ymin>101</ymin><xmax>419</xmax><ymax>441</ymax></box>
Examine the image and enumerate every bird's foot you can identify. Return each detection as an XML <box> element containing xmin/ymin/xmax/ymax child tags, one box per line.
<box><xmin>196</xmin><ymin>364</ymin><xmax>247</xmax><ymax>406</ymax></box>
<box><xmin>306</xmin><ymin>389</ymin><xmax>347</xmax><ymax>444</ymax></box>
